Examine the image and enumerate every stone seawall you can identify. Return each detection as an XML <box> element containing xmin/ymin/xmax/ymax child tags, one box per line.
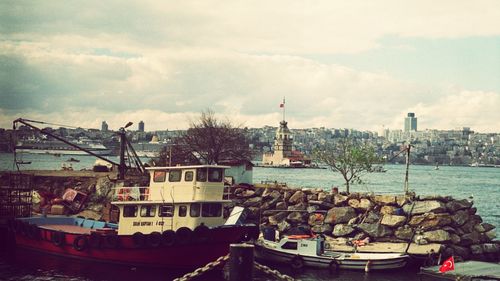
<box><xmin>232</xmin><ymin>186</ymin><xmax>499</xmax><ymax>261</ymax></box>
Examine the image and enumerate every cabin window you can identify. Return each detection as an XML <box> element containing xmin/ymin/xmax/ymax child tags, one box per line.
<box><xmin>179</xmin><ymin>205</ymin><xmax>187</xmax><ymax>217</ymax></box>
<box><xmin>123</xmin><ymin>205</ymin><xmax>138</xmax><ymax>217</ymax></box>
<box><xmin>184</xmin><ymin>171</ymin><xmax>194</xmax><ymax>182</ymax></box>
<box><xmin>190</xmin><ymin>203</ymin><xmax>200</xmax><ymax>217</ymax></box>
<box><xmin>196</xmin><ymin>168</ymin><xmax>207</xmax><ymax>182</ymax></box>
<box><xmin>281</xmin><ymin>241</ymin><xmax>298</xmax><ymax>250</ymax></box>
<box><xmin>168</xmin><ymin>170</ymin><xmax>182</xmax><ymax>182</ymax></box>
<box><xmin>202</xmin><ymin>203</ymin><xmax>222</xmax><ymax>217</ymax></box>
<box><xmin>153</xmin><ymin>170</ymin><xmax>166</xmax><ymax>182</ymax></box>
<box><xmin>208</xmin><ymin>168</ymin><xmax>223</xmax><ymax>182</ymax></box>
<box><xmin>178</xmin><ymin>205</ymin><xmax>187</xmax><ymax>217</ymax></box>
<box><xmin>140</xmin><ymin>205</ymin><xmax>156</xmax><ymax>217</ymax></box>
<box><xmin>159</xmin><ymin>205</ymin><xmax>174</xmax><ymax>217</ymax></box>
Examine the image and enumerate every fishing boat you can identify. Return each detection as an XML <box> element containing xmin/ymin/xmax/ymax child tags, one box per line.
<box><xmin>8</xmin><ymin>164</ymin><xmax>258</xmax><ymax>269</ymax></box>
<box><xmin>254</xmin><ymin>233</ymin><xmax>409</xmax><ymax>271</ymax></box>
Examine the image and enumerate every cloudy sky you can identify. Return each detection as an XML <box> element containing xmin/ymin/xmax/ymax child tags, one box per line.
<box><xmin>1</xmin><ymin>1</ymin><xmax>500</xmax><ymax>132</ymax></box>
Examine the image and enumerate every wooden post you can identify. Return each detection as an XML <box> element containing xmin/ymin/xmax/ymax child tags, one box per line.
<box><xmin>229</xmin><ymin>243</ymin><xmax>254</xmax><ymax>281</ymax></box>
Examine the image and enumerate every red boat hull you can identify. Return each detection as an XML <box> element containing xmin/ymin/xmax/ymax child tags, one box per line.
<box><xmin>13</xmin><ymin>223</ymin><xmax>257</xmax><ymax>269</ymax></box>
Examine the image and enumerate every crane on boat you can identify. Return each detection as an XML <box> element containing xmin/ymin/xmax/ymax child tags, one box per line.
<box><xmin>12</xmin><ymin>118</ymin><xmax>146</xmax><ymax>180</ymax></box>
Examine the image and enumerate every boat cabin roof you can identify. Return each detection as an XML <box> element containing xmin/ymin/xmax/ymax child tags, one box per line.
<box><xmin>146</xmin><ymin>164</ymin><xmax>231</xmax><ymax>171</ymax></box>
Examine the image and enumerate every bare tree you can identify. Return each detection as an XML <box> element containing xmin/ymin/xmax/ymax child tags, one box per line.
<box><xmin>158</xmin><ymin>110</ymin><xmax>252</xmax><ymax>165</ymax></box>
<box><xmin>313</xmin><ymin>138</ymin><xmax>382</xmax><ymax>194</ymax></box>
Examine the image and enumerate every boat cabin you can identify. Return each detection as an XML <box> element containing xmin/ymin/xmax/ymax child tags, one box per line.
<box><xmin>112</xmin><ymin>165</ymin><xmax>231</xmax><ymax>235</ymax></box>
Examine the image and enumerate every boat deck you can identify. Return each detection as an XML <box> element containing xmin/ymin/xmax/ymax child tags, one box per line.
<box><xmin>40</xmin><ymin>224</ymin><xmax>92</xmax><ymax>235</ymax></box>
<box><xmin>420</xmin><ymin>261</ymin><xmax>500</xmax><ymax>280</ymax></box>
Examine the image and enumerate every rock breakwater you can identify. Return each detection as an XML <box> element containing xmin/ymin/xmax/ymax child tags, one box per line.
<box><xmin>232</xmin><ymin>186</ymin><xmax>499</xmax><ymax>262</ymax></box>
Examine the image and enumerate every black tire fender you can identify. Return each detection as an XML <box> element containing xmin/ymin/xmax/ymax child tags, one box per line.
<box><xmin>89</xmin><ymin>232</ymin><xmax>102</xmax><ymax>249</ymax></box>
<box><xmin>105</xmin><ymin>234</ymin><xmax>120</xmax><ymax>249</ymax></box>
<box><xmin>147</xmin><ymin>232</ymin><xmax>162</xmax><ymax>248</ymax></box>
<box><xmin>132</xmin><ymin>232</ymin><xmax>146</xmax><ymax>248</ymax></box>
<box><xmin>73</xmin><ymin>235</ymin><xmax>88</xmax><ymax>251</ymax></box>
<box><xmin>162</xmin><ymin>230</ymin><xmax>176</xmax><ymax>247</ymax></box>
<box><xmin>51</xmin><ymin>231</ymin><xmax>65</xmax><ymax>247</ymax></box>
<box><xmin>193</xmin><ymin>225</ymin><xmax>210</xmax><ymax>243</ymax></box>
<box><xmin>175</xmin><ymin>227</ymin><xmax>193</xmax><ymax>245</ymax></box>
<box><xmin>291</xmin><ymin>255</ymin><xmax>305</xmax><ymax>270</ymax></box>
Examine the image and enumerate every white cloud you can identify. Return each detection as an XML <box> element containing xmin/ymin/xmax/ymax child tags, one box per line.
<box><xmin>1</xmin><ymin>1</ymin><xmax>500</xmax><ymax>132</ymax></box>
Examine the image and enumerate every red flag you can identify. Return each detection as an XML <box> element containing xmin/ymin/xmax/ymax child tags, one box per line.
<box><xmin>439</xmin><ymin>256</ymin><xmax>455</xmax><ymax>273</ymax></box>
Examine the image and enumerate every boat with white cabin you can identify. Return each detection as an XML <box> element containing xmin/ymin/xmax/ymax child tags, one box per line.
<box><xmin>255</xmin><ymin>232</ymin><xmax>410</xmax><ymax>271</ymax></box>
<box><xmin>10</xmin><ymin>165</ymin><xmax>258</xmax><ymax>268</ymax></box>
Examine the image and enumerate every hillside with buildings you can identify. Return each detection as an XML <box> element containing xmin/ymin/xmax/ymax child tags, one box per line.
<box><xmin>1</xmin><ymin>114</ymin><xmax>499</xmax><ymax>167</ymax></box>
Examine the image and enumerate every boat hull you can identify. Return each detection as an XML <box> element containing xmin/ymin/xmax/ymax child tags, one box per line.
<box><xmin>255</xmin><ymin>241</ymin><xmax>409</xmax><ymax>271</ymax></box>
<box><xmin>11</xmin><ymin>219</ymin><xmax>257</xmax><ymax>269</ymax></box>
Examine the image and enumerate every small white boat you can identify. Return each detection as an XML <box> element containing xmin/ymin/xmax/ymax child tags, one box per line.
<box><xmin>255</xmin><ymin>234</ymin><xmax>409</xmax><ymax>271</ymax></box>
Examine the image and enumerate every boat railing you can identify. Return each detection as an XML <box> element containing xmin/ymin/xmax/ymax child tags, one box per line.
<box><xmin>112</xmin><ymin>186</ymin><xmax>150</xmax><ymax>201</ymax></box>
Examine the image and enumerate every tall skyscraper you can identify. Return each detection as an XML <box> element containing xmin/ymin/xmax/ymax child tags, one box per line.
<box><xmin>138</xmin><ymin>121</ymin><xmax>145</xmax><ymax>132</ymax></box>
<box><xmin>101</xmin><ymin>121</ymin><xmax>108</xmax><ymax>132</ymax></box>
<box><xmin>404</xmin><ymin>113</ymin><xmax>417</xmax><ymax>132</ymax></box>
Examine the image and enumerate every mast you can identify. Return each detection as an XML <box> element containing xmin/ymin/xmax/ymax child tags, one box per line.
<box><xmin>404</xmin><ymin>144</ymin><xmax>411</xmax><ymax>194</ymax></box>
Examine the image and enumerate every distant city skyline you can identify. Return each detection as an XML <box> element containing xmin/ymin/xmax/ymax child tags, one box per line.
<box><xmin>1</xmin><ymin>1</ymin><xmax>500</xmax><ymax>132</ymax></box>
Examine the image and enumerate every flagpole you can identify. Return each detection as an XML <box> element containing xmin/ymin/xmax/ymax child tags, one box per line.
<box><xmin>282</xmin><ymin>96</ymin><xmax>285</xmax><ymax>121</ymax></box>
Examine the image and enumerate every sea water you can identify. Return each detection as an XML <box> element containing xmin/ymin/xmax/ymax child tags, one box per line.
<box><xmin>0</xmin><ymin>152</ymin><xmax>498</xmax><ymax>280</ymax></box>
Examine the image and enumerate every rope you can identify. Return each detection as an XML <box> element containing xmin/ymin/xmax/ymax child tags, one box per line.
<box><xmin>173</xmin><ymin>254</ymin><xmax>229</xmax><ymax>281</ymax></box>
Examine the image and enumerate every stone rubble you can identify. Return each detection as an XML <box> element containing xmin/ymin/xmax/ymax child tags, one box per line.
<box><xmin>232</xmin><ymin>185</ymin><xmax>499</xmax><ymax>262</ymax></box>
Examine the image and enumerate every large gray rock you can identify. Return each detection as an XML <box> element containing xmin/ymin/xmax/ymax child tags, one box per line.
<box><xmin>287</xmin><ymin>212</ymin><xmax>306</xmax><ymax>224</ymax></box>
<box><xmin>287</xmin><ymin>202</ymin><xmax>307</xmax><ymax>211</ymax></box>
<box><xmin>308</xmin><ymin>213</ymin><xmax>325</xmax><ymax>226</ymax></box>
<box><xmin>373</xmin><ymin>195</ymin><xmax>396</xmax><ymax>205</ymax></box>
<box><xmin>460</xmin><ymin>231</ymin><xmax>482</xmax><ymax>246</ymax></box>
<box><xmin>243</xmin><ymin>196</ymin><xmax>262</xmax><ymax>207</ymax></box>
<box><xmin>312</xmin><ymin>224</ymin><xmax>333</xmax><ymax>234</ymax></box>
<box><xmin>485</xmin><ymin>229</ymin><xmax>497</xmax><ymax>241</ymax></box>
<box><xmin>275</xmin><ymin>201</ymin><xmax>287</xmax><ymax>210</ymax></box>
<box><xmin>447</xmin><ymin>245</ymin><xmax>471</xmax><ymax>260</ymax></box>
<box><xmin>308</xmin><ymin>200</ymin><xmax>334</xmax><ymax>209</ymax></box>
<box><xmin>325</xmin><ymin>207</ymin><xmax>357</xmax><ymax>224</ymax></box>
<box><xmin>395</xmin><ymin>226</ymin><xmax>414</xmax><ymax>241</ymax></box>
<box><xmin>474</xmin><ymin>223</ymin><xmax>495</xmax><ymax>233</ymax></box>
<box><xmin>318</xmin><ymin>192</ymin><xmax>332</xmax><ymax>202</ymax></box>
<box><xmin>348</xmin><ymin>198</ymin><xmax>373</xmax><ymax>211</ymax></box>
<box><xmin>237</xmin><ymin>189</ymin><xmax>256</xmax><ymax>198</ymax></box>
<box><xmin>446</xmin><ymin>199</ymin><xmax>473</xmax><ymax>213</ymax></box>
<box><xmin>357</xmin><ymin>223</ymin><xmax>393</xmax><ymax>238</ymax></box>
<box><xmin>403</xmin><ymin>200</ymin><xmax>446</xmax><ymax>215</ymax></box>
<box><xmin>363</xmin><ymin>211</ymin><xmax>381</xmax><ymax>224</ymax></box>
<box><xmin>263</xmin><ymin>189</ymin><xmax>282</xmax><ymax>201</ymax></box>
<box><xmin>451</xmin><ymin>210</ymin><xmax>469</xmax><ymax>226</ymax></box>
<box><xmin>423</xmin><ymin>229</ymin><xmax>451</xmax><ymax>243</ymax></box>
<box><xmin>277</xmin><ymin>220</ymin><xmax>291</xmax><ymax>233</ymax></box>
<box><xmin>288</xmin><ymin>191</ymin><xmax>306</xmax><ymax>204</ymax></box>
<box><xmin>408</xmin><ymin>213</ymin><xmax>451</xmax><ymax>230</ymax></box>
<box><xmin>381</xmin><ymin>215</ymin><xmax>406</xmax><ymax>227</ymax></box>
<box><xmin>380</xmin><ymin>205</ymin><xmax>396</xmax><ymax>215</ymax></box>
<box><xmin>333</xmin><ymin>194</ymin><xmax>349</xmax><ymax>206</ymax></box>
<box><xmin>269</xmin><ymin>212</ymin><xmax>288</xmax><ymax>225</ymax></box>
<box><xmin>332</xmin><ymin>224</ymin><xmax>355</xmax><ymax>237</ymax></box>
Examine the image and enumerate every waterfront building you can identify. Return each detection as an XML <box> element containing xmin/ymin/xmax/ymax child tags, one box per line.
<box><xmin>138</xmin><ymin>121</ymin><xmax>145</xmax><ymax>132</ymax></box>
<box><xmin>101</xmin><ymin>121</ymin><xmax>108</xmax><ymax>132</ymax></box>
<box><xmin>261</xmin><ymin>100</ymin><xmax>311</xmax><ymax>167</ymax></box>
<box><xmin>404</xmin><ymin>113</ymin><xmax>418</xmax><ymax>132</ymax></box>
